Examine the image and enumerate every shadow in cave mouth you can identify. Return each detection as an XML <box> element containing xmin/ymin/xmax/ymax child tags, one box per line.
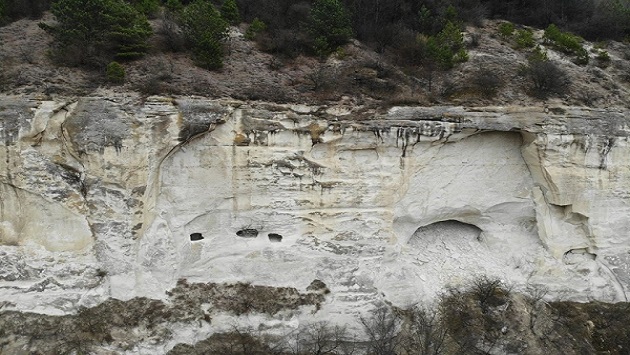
<box><xmin>236</xmin><ymin>229</ymin><xmax>259</xmax><ymax>238</ymax></box>
<box><xmin>268</xmin><ymin>233</ymin><xmax>283</xmax><ymax>242</ymax></box>
<box><xmin>408</xmin><ymin>220</ymin><xmax>482</xmax><ymax>246</ymax></box>
<box><xmin>190</xmin><ymin>233</ymin><xmax>204</xmax><ymax>241</ymax></box>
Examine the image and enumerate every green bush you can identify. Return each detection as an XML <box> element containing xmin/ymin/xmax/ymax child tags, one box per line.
<box><xmin>544</xmin><ymin>24</ymin><xmax>588</xmax><ymax>64</ymax></box>
<box><xmin>528</xmin><ymin>45</ymin><xmax>548</xmax><ymax>62</ymax></box>
<box><xmin>106</xmin><ymin>61</ymin><xmax>125</xmax><ymax>84</ymax></box>
<box><xmin>308</xmin><ymin>0</ymin><xmax>353</xmax><ymax>56</ymax></box>
<box><xmin>544</xmin><ymin>24</ymin><xmax>580</xmax><ymax>52</ymax></box>
<box><xmin>127</xmin><ymin>0</ymin><xmax>160</xmax><ymax>17</ymax></box>
<box><xmin>244</xmin><ymin>18</ymin><xmax>266</xmax><ymax>40</ymax></box>
<box><xmin>220</xmin><ymin>0</ymin><xmax>240</xmax><ymax>25</ymax></box>
<box><xmin>498</xmin><ymin>22</ymin><xmax>515</xmax><ymax>37</ymax></box>
<box><xmin>574</xmin><ymin>47</ymin><xmax>589</xmax><ymax>65</ymax></box>
<box><xmin>427</xmin><ymin>21</ymin><xmax>468</xmax><ymax>69</ymax></box>
<box><xmin>597</xmin><ymin>49</ymin><xmax>610</xmax><ymax>62</ymax></box>
<box><xmin>165</xmin><ymin>0</ymin><xmax>183</xmax><ymax>13</ymax></box>
<box><xmin>181</xmin><ymin>0</ymin><xmax>229</xmax><ymax>70</ymax></box>
<box><xmin>40</xmin><ymin>0</ymin><xmax>151</xmax><ymax>66</ymax></box>
<box><xmin>515</xmin><ymin>29</ymin><xmax>535</xmax><ymax>48</ymax></box>
<box><xmin>595</xmin><ymin>49</ymin><xmax>611</xmax><ymax>67</ymax></box>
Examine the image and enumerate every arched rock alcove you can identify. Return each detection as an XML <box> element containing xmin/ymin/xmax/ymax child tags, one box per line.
<box><xmin>408</xmin><ymin>220</ymin><xmax>483</xmax><ymax>247</ymax></box>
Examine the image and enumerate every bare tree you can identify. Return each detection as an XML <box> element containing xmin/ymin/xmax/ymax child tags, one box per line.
<box><xmin>400</xmin><ymin>307</ymin><xmax>448</xmax><ymax>355</ymax></box>
<box><xmin>292</xmin><ymin>321</ymin><xmax>353</xmax><ymax>355</ymax></box>
<box><xmin>527</xmin><ymin>60</ymin><xmax>569</xmax><ymax>98</ymax></box>
<box><xmin>360</xmin><ymin>307</ymin><xmax>401</xmax><ymax>355</ymax></box>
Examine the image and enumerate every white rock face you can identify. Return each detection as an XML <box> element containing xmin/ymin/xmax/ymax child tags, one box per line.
<box><xmin>1</xmin><ymin>95</ymin><xmax>629</xmax><ymax>343</ymax></box>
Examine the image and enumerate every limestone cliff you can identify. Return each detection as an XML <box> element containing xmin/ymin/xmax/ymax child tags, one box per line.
<box><xmin>1</xmin><ymin>94</ymin><xmax>629</xmax><ymax>352</ymax></box>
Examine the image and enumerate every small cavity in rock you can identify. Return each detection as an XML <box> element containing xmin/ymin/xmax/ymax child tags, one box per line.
<box><xmin>190</xmin><ymin>233</ymin><xmax>204</xmax><ymax>241</ymax></box>
<box><xmin>268</xmin><ymin>233</ymin><xmax>283</xmax><ymax>242</ymax></box>
<box><xmin>236</xmin><ymin>229</ymin><xmax>258</xmax><ymax>238</ymax></box>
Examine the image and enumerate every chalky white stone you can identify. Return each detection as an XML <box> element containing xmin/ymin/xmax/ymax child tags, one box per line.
<box><xmin>1</xmin><ymin>94</ymin><xmax>629</xmax><ymax>350</ymax></box>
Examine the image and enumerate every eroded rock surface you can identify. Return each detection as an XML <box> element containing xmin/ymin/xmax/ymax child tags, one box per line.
<box><xmin>1</xmin><ymin>94</ymin><xmax>629</xmax><ymax>352</ymax></box>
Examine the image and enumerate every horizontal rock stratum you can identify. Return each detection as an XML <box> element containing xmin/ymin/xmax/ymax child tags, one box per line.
<box><xmin>1</xmin><ymin>94</ymin><xmax>629</xmax><ymax>351</ymax></box>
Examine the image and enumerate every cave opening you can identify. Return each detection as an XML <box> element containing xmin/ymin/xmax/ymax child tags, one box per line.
<box><xmin>268</xmin><ymin>233</ymin><xmax>283</xmax><ymax>242</ymax></box>
<box><xmin>236</xmin><ymin>229</ymin><xmax>259</xmax><ymax>238</ymax></box>
<box><xmin>408</xmin><ymin>220</ymin><xmax>482</xmax><ymax>246</ymax></box>
<box><xmin>190</xmin><ymin>233</ymin><xmax>204</xmax><ymax>241</ymax></box>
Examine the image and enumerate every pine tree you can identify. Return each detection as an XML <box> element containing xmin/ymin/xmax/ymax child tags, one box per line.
<box><xmin>308</xmin><ymin>0</ymin><xmax>353</xmax><ymax>56</ymax></box>
<box><xmin>180</xmin><ymin>0</ymin><xmax>229</xmax><ymax>70</ymax></box>
<box><xmin>40</xmin><ymin>0</ymin><xmax>151</xmax><ymax>66</ymax></box>
<box><xmin>426</xmin><ymin>21</ymin><xmax>467</xmax><ymax>69</ymax></box>
<box><xmin>127</xmin><ymin>0</ymin><xmax>161</xmax><ymax>17</ymax></box>
<box><xmin>220</xmin><ymin>0</ymin><xmax>240</xmax><ymax>25</ymax></box>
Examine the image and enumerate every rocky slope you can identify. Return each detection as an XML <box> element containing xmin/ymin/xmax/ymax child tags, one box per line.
<box><xmin>2</xmin><ymin>14</ymin><xmax>630</xmax><ymax>108</ymax></box>
<box><xmin>1</xmin><ymin>93</ymin><xmax>629</xmax><ymax>353</ymax></box>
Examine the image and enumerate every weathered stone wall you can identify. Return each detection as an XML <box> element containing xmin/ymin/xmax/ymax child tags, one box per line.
<box><xmin>1</xmin><ymin>94</ymin><xmax>629</xmax><ymax>352</ymax></box>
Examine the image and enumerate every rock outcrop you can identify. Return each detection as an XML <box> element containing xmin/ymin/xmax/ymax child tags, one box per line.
<box><xmin>1</xmin><ymin>94</ymin><xmax>629</xmax><ymax>352</ymax></box>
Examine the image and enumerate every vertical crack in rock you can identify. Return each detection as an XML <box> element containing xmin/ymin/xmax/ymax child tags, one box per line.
<box><xmin>519</xmin><ymin>132</ymin><xmax>553</xmax><ymax>241</ymax></box>
<box><xmin>143</xmin><ymin>102</ymin><xmax>230</xmax><ymax>240</ymax></box>
<box><xmin>58</xmin><ymin>102</ymin><xmax>85</xmax><ymax>167</ymax></box>
<box><xmin>598</xmin><ymin>137</ymin><xmax>615</xmax><ymax>170</ymax></box>
<box><xmin>0</xmin><ymin>182</ymin><xmax>22</xmax><ymax>246</ymax></box>
<box><xmin>594</xmin><ymin>259</ymin><xmax>628</xmax><ymax>301</ymax></box>
<box><xmin>520</xmin><ymin>132</ymin><xmax>628</xmax><ymax>302</ymax></box>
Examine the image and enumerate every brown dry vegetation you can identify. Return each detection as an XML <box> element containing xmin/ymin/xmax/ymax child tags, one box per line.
<box><xmin>165</xmin><ymin>278</ymin><xmax>630</xmax><ymax>355</ymax></box>
<box><xmin>0</xmin><ymin>281</ymin><xmax>325</xmax><ymax>354</ymax></box>
<box><xmin>1</xmin><ymin>275</ymin><xmax>629</xmax><ymax>354</ymax></box>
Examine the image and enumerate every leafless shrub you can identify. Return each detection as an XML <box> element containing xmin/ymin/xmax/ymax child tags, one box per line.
<box><xmin>439</xmin><ymin>287</ymin><xmax>479</xmax><ymax>354</ymax></box>
<box><xmin>136</xmin><ymin>59</ymin><xmax>176</xmax><ymax>96</ymax></box>
<box><xmin>576</xmin><ymin>90</ymin><xmax>600</xmax><ymax>106</ymax></box>
<box><xmin>360</xmin><ymin>307</ymin><xmax>401</xmax><ymax>355</ymax></box>
<box><xmin>526</xmin><ymin>285</ymin><xmax>549</xmax><ymax>304</ymax></box>
<box><xmin>470</xmin><ymin>276</ymin><xmax>510</xmax><ymax>312</ymax></box>
<box><xmin>256</xmin><ymin>29</ymin><xmax>308</xmax><ymax>59</ymax></box>
<box><xmin>157</xmin><ymin>10</ymin><xmax>186</xmax><ymax>52</ymax></box>
<box><xmin>456</xmin><ymin>2</ymin><xmax>489</xmax><ymax>27</ymax></box>
<box><xmin>438</xmin><ymin>277</ymin><xmax>515</xmax><ymax>354</ymax></box>
<box><xmin>438</xmin><ymin>79</ymin><xmax>457</xmax><ymax>99</ymax></box>
<box><xmin>306</xmin><ymin>65</ymin><xmax>336</xmax><ymax>92</ymax></box>
<box><xmin>472</xmin><ymin>68</ymin><xmax>502</xmax><ymax>98</ymax></box>
<box><xmin>527</xmin><ymin>60</ymin><xmax>570</xmax><ymax>98</ymax></box>
<box><xmin>214</xmin><ymin>327</ymin><xmax>274</xmax><ymax>355</ymax></box>
<box><xmin>291</xmin><ymin>321</ymin><xmax>355</xmax><ymax>355</ymax></box>
<box><xmin>390</xmin><ymin>27</ymin><xmax>428</xmax><ymax>68</ymax></box>
<box><xmin>168</xmin><ymin>327</ymin><xmax>284</xmax><ymax>355</ymax></box>
<box><xmin>400</xmin><ymin>307</ymin><xmax>448</xmax><ymax>355</ymax></box>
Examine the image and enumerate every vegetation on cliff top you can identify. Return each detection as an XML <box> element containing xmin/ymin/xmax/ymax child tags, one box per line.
<box><xmin>0</xmin><ymin>0</ymin><xmax>628</xmax><ymax>107</ymax></box>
